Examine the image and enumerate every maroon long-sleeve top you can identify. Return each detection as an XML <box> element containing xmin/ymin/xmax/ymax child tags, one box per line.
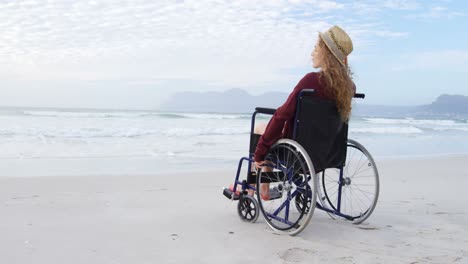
<box><xmin>254</xmin><ymin>72</ymin><xmax>333</xmax><ymax>162</ymax></box>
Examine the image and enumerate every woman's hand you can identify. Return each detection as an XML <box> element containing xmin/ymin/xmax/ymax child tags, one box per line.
<box><xmin>254</xmin><ymin>161</ymin><xmax>266</xmax><ymax>170</ymax></box>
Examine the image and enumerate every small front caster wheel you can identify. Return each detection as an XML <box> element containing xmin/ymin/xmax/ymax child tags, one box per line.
<box><xmin>237</xmin><ymin>195</ymin><xmax>259</xmax><ymax>223</ymax></box>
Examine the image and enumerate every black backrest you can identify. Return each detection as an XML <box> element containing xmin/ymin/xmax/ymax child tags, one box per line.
<box><xmin>295</xmin><ymin>95</ymin><xmax>348</xmax><ymax>172</ymax></box>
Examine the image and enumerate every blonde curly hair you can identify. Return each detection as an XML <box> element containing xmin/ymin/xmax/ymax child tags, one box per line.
<box><xmin>317</xmin><ymin>38</ymin><xmax>354</xmax><ymax>122</ymax></box>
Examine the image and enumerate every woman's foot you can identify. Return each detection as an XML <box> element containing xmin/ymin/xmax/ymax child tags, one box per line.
<box><xmin>229</xmin><ymin>184</ymin><xmax>255</xmax><ymax>196</ymax></box>
<box><xmin>260</xmin><ymin>183</ymin><xmax>270</xmax><ymax>200</ymax></box>
<box><xmin>228</xmin><ymin>184</ymin><xmax>242</xmax><ymax>195</ymax></box>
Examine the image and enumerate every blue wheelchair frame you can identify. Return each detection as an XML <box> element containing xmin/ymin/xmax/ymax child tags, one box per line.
<box><xmin>230</xmin><ymin>89</ymin><xmax>366</xmax><ymax>222</ymax></box>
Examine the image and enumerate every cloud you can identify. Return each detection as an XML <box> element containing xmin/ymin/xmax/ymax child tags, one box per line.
<box><xmin>349</xmin><ymin>0</ymin><xmax>462</xmax><ymax>17</ymax></box>
<box><xmin>411</xmin><ymin>6</ymin><xmax>465</xmax><ymax>19</ymax></box>
<box><xmin>383</xmin><ymin>0</ymin><xmax>421</xmax><ymax>10</ymax></box>
<box><xmin>0</xmin><ymin>1</ymin><xmax>338</xmax><ymax>82</ymax></box>
<box><xmin>0</xmin><ymin>0</ymin><xmax>423</xmax><ymax>85</ymax></box>
<box><xmin>349</xmin><ymin>0</ymin><xmax>420</xmax><ymax>15</ymax></box>
<box><xmin>374</xmin><ymin>31</ymin><xmax>409</xmax><ymax>38</ymax></box>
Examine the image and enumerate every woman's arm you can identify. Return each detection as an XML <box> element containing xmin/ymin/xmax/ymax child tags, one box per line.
<box><xmin>254</xmin><ymin>73</ymin><xmax>316</xmax><ymax>162</ymax></box>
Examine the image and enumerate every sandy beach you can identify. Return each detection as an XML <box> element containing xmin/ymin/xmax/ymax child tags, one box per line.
<box><xmin>1</xmin><ymin>155</ymin><xmax>468</xmax><ymax>264</ymax></box>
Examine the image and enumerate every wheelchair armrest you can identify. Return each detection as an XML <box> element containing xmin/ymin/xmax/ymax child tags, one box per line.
<box><xmin>255</xmin><ymin>107</ymin><xmax>276</xmax><ymax>115</ymax></box>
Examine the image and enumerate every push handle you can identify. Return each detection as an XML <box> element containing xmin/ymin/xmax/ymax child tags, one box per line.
<box><xmin>255</xmin><ymin>107</ymin><xmax>276</xmax><ymax>115</ymax></box>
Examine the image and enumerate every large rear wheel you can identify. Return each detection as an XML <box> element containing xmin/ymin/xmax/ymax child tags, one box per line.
<box><xmin>256</xmin><ymin>139</ymin><xmax>318</xmax><ymax>235</ymax></box>
<box><xmin>318</xmin><ymin>139</ymin><xmax>379</xmax><ymax>224</ymax></box>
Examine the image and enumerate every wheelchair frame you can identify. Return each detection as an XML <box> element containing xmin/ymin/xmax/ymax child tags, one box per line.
<box><xmin>224</xmin><ymin>89</ymin><xmax>379</xmax><ymax>235</ymax></box>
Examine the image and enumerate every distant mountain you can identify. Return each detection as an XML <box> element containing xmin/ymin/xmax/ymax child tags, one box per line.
<box><xmin>160</xmin><ymin>89</ymin><xmax>468</xmax><ymax>119</ymax></box>
<box><xmin>160</xmin><ymin>88</ymin><xmax>288</xmax><ymax>113</ymax></box>
<box><xmin>356</xmin><ymin>94</ymin><xmax>468</xmax><ymax>119</ymax></box>
<box><xmin>424</xmin><ymin>94</ymin><xmax>468</xmax><ymax>116</ymax></box>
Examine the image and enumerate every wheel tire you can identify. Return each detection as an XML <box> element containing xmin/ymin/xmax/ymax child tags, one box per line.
<box><xmin>237</xmin><ymin>195</ymin><xmax>259</xmax><ymax>223</ymax></box>
<box><xmin>256</xmin><ymin>139</ymin><xmax>318</xmax><ymax>235</ymax></box>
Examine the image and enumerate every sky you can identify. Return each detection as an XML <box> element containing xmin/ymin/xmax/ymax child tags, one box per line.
<box><xmin>1</xmin><ymin>0</ymin><xmax>467</xmax><ymax>109</ymax></box>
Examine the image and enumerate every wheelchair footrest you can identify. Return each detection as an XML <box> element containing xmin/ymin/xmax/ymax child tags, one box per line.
<box><xmin>223</xmin><ymin>188</ymin><xmax>240</xmax><ymax>200</ymax></box>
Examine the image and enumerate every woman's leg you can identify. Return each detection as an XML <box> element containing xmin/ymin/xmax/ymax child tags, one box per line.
<box><xmin>230</xmin><ymin>123</ymin><xmax>271</xmax><ymax>198</ymax></box>
<box><xmin>253</xmin><ymin>123</ymin><xmax>271</xmax><ymax>200</ymax></box>
<box><xmin>254</xmin><ymin>123</ymin><xmax>267</xmax><ymax>135</ymax></box>
<box><xmin>230</xmin><ymin>123</ymin><xmax>268</xmax><ymax>195</ymax></box>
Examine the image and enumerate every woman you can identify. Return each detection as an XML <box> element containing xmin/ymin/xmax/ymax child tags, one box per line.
<box><xmin>253</xmin><ymin>25</ymin><xmax>355</xmax><ymax>200</ymax></box>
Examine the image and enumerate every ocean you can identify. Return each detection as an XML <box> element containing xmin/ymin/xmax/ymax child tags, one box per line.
<box><xmin>1</xmin><ymin>107</ymin><xmax>467</xmax><ymax>177</ymax></box>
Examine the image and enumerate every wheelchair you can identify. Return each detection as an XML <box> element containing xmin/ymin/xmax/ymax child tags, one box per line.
<box><xmin>223</xmin><ymin>89</ymin><xmax>380</xmax><ymax>235</ymax></box>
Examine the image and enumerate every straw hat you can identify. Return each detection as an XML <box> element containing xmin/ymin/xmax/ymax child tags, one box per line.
<box><xmin>319</xmin><ymin>26</ymin><xmax>353</xmax><ymax>67</ymax></box>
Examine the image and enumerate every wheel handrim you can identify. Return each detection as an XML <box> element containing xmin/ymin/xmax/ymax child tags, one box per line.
<box><xmin>257</xmin><ymin>139</ymin><xmax>317</xmax><ymax>235</ymax></box>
